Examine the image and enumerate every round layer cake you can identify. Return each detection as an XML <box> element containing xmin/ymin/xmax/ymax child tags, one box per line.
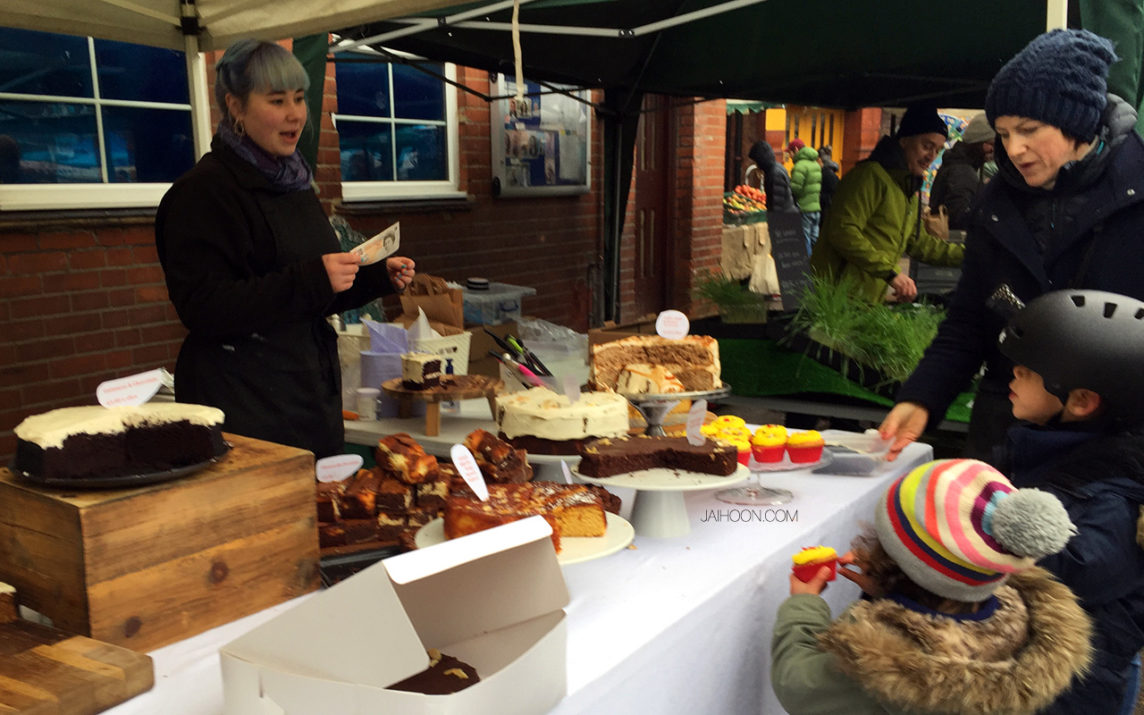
<box><xmin>496</xmin><ymin>387</ymin><xmax>629</xmax><ymax>455</ymax></box>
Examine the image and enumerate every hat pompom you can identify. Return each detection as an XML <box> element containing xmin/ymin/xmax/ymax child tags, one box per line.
<box><xmin>992</xmin><ymin>488</ymin><xmax>1076</xmax><ymax>559</ymax></box>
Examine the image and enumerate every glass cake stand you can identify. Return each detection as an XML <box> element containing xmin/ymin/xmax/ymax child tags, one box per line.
<box><xmin>624</xmin><ymin>384</ymin><xmax>732</xmax><ymax>436</ymax></box>
<box><xmin>715</xmin><ymin>450</ymin><xmax>834</xmax><ymax>506</ymax></box>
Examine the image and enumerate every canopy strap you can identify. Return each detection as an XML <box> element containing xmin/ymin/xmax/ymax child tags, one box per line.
<box><xmin>512</xmin><ymin>0</ymin><xmax>524</xmax><ymax>103</ymax></box>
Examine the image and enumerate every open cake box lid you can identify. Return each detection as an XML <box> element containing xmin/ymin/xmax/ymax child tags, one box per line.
<box><xmin>220</xmin><ymin>516</ymin><xmax>569</xmax><ymax>691</ymax></box>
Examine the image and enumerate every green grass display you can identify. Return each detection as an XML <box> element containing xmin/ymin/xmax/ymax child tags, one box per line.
<box><xmin>786</xmin><ymin>276</ymin><xmax>945</xmax><ymax>386</ymax></box>
<box><xmin>692</xmin><ymin>270</ymin><xmax>769</xmax><ymax>323</ymax></box>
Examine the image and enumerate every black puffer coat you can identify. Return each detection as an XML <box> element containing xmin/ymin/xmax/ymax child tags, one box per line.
<box><xmin>928</xmin><ymin>141</ymin><xmax>986</xmax><ymax>230</ymax></box>
<box><xmin>897</xmin><ymin>95</ymin><xmax>1144</xmax><ymax>440</ymax></box>
<box><xmin>747</xmin><ymin>141</ymin><xmax>796</xmax><ymax>212</ymax></box>
<box><xmin>156</xmin><ymin>138</ymin><xmax>396</xmax><ymax>458</ymax></box>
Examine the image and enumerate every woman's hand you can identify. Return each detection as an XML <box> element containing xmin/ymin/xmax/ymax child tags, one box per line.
<box><xmin>322</xmin><ymin>252</ymin><xmax>360</xmax><ymax>293</ymax></box>
<box><xmin>386</xmin><ymin>256</ymin><xmax>416</xmax><ymax>292</ymax></box>
<box><xmin>879</xmin><ymin>401</ymin><xmax>929</xmax><ymax>461</ymax></box>
<box><xmin>837</xmin><ymin>551</ymin><xmax>883</xmax><ymax>598</ymax></box>
<box><xmin>789</xmin><ymin>566</ymin><xmax>833</xmax><ymax>596</ymax></box>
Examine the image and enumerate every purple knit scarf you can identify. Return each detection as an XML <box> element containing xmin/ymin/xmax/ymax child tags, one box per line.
<box><xmin>216</xmin><ymin>120</ymin><xmax>312</xmax><ymax>193</ymax></box>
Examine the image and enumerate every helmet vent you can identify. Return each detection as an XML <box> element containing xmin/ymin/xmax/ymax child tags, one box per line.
<box><xmin>1070</xmin><ymin>294</ymin><xmax>1086</xmax><ymax>307</ymax></box>
<box><xmin>1104</xmin><ymin>303</ymin><xmax>1117</xmax><ymax>319</ymax></box>
<box><xmin>1136</xmin><ymin>308</ymin><xmax>1144</xmax><ymax>320</ymax></box>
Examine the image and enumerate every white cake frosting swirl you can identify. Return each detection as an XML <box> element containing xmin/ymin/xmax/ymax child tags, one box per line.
<box><xmin>496</xmin><ymin>387</ymin><xmax>628</xmax><ymax>441</ymax></box>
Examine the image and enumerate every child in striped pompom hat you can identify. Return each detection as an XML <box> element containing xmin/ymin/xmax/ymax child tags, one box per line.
<box><xmin>772</xmin><ymin>459</ymin><xmax>1091</xmax><ymax>715</ymax></box>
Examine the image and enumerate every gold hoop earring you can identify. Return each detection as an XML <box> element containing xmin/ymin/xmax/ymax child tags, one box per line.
<box><xmin>233</xmin><ymin>119</ymin><xmax>245</xmax><ymax>137</ymax></box>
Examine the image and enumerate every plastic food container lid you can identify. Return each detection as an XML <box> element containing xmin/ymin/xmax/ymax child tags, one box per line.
<box><xmin>820</xmin><ymin>429</ymin><xmax>892</xmax><ymax>475</ymax></box>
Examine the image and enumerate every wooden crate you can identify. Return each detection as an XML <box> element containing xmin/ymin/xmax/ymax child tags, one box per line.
<box><xmin>0</xmin><ymin>433</ymin><xmax>320</xmax><ymax>652</ymax></box>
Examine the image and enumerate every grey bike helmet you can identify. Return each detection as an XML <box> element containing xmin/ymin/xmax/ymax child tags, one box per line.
<box><xmin>999</xmin><ymin>289</ymin><xmax>1144</xmax><ymax>424</ymax></box>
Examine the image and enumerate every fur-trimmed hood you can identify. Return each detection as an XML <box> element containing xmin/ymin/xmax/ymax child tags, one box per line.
<box><xmin>818</xmin><ymin>567</ymin><xmax>1091</xmax><ymax>714</ymax></box>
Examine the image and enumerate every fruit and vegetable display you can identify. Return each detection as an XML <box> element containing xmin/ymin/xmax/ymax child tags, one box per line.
<box><xmin>723</xmin><ymin>185</ymin><xmax>767</xmax><ymax>223</ymax></box>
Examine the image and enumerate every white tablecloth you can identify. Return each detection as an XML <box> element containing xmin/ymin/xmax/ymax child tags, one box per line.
<box><xmin>106</xmin><ymin>431</ymin><xmax>932</xmax><ymax>715</ymax></box>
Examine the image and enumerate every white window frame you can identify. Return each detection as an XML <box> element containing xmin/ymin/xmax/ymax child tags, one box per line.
<box><xmin>335</xmin><ymin>57</ymin><xmax>464</xmax><ymax>202</ymax></box>
<box><xmin>0</xmin><ymin>35</ymin><xmax>197</xmax><ymax>212</ymax></box>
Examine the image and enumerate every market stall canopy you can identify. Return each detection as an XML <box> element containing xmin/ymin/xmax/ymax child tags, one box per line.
<box><xmin>338</xmin><ymin>0</ymin><xmax>1052</xmax><ymax>108</ymax></box>
<box><xmin>0</xmin><ymin>0</ymin><xmax>464</xmax><ymax>52</ymax></box>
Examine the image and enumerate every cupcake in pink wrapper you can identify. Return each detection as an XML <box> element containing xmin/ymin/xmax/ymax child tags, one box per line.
<box><xmin>791</xmin><ymin>546</ymin><xmax>838</xmax><ymax>582</ymax></box>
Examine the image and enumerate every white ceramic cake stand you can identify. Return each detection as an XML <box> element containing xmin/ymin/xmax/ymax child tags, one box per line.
<box><xmin>574</xmin><ymin>464</ymin><xmax>750</xmax><ymax>538</ymax></box>
<box><xmin>624</xmin><ymin>384</ymin><xmax>732</xmax><ymax>437</ymax></box>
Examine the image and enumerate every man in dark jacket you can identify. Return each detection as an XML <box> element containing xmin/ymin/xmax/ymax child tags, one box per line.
<box><xmin>747</xmin><ymin>140</ymin><xmax>795</xmax><ymax>212</ymax></box>
<box><xmin>817</xmin><ymin>145</ymin><xmax>840</xmax><ymax>216</ymax></box>
<box><xmin>929</xmin><ymin>113</ymin><xmax>995</xmax><ymax>229</ymax></box>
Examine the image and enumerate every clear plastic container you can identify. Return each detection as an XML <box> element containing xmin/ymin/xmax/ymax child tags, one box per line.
<box><xmin>820</xmin><ymin>429</ymin><xmax>892</xmax><ymax>475</ymax></box>
<box><xmin>462</xmin><ymin>282</ymin><xmax>537</xmax><ymax>325</ymax></box>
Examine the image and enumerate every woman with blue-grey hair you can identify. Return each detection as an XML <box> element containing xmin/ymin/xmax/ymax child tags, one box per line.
<box><xmin>156</xmin><ymin>39</ymin><xmax>416</xmax><ymax>457</ymax></box>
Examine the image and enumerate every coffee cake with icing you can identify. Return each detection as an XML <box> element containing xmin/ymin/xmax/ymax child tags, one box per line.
<box><xmin>495</xmin><ymin>386</ymin><xmax>628</xmax><ymax>455</ymax></box>
<box><xmin>591</xmin><ymin>335</ymin><xmax>721</xmax><ymax>392</ymax></box>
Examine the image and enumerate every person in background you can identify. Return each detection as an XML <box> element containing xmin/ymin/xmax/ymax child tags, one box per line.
<box><xmin>993</xmin><ymin>289</ymin><xmax>1144</xmax><ymax>714</ymax></box>
<box><xmin>809</xmin><ymin>103</ymin><xmax>964</xmax><ymax>303</ymax></box>
<box><xmin>789</xmin><ymin>138</ymin><xmax>823</xmax><ymax>255</ymax></box>
<box><xmin>928</xmin><ymin>112</ymin><xmax>996</xmax><ymax>230</ymax></box>
<box><xmin>881</xmin><ymin>29</ymin><xmax>1144</xmax><ymax>462</ymax></box>
<box><xmin>771</xmin><ymin>458</ymin><xmax>1090</xmax><ymax>714</ymax></box>
<box><xmin>155</xmin><ymin>39</ymin><xmax>416</xmax><ymax>458</ymax></box>
<box><xmin>817</xmin><ymin>145</ymin><xmax>840</xmax><ymax>217</ymax></box>
<box><xmin>746</xmin><ymin>140</ymin><xmax>796</xmax><ymax>213</ymax></box>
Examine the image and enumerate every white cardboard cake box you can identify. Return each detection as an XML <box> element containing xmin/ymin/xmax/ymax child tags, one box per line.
<box><xmin>220</xmin><ymin>516</ymin><xmax>569</xmax><ymax>714</ymax></box>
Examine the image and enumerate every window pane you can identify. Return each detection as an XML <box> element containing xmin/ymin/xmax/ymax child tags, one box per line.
<box><xmin>95</xmin><ymin>39</ymin><xmax>188</xmax><ymax>103</ymax></box>
<box><xmin>0</xmin><ymin>28</ymin><xmax>92</xmax><ymax>98</ymax></box>
<box><xmin>0</xmin><ymin>100</ymin><xmax>99</xmax><ymax>183</ymax></box>
<box><xmin>102</xmin><ymin>106</ymin><xmax>195</xmax><ymax>183</ymax></box>
<box><xmin>395</xmin><ymin>124</ymin><xmax>447</xmax><ymax>181</ymax></box>
<box><xmin>393</xmin><ymin>63</ymin><xmax>444</xmax><ymax>121</ymax></box>
<box><xmin>335</xmin><ymin>60</ymin><xmax>390</xmax><ymax>117</ymax></box>
<box><xmin>338</xmin><ymin>120</ymin><xmax>393</xmax><ymax>181</ymax></box>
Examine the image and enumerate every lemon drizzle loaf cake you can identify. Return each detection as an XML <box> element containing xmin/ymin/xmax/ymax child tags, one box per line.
<box><xmin>590</xmin><ymin>335</ymin><xmax>721</xmax><ymax>392</ymax></box>
<box><xmin>14</xmin><ymin>403</ymin><xmax>226</xmax><ymax>481</ymax></box>
<box><xmin>577</xmin><ymin>435</ymin><xmax>737</xmax><ymax>478</ymax></box>
<box><xmin>443</xmin><ymin>482</ymin><xmax>608</xmax><ymax>552</ymax></box>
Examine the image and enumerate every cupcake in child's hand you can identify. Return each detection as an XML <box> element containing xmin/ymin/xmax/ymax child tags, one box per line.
<box><xmin>792</xmin><ymin>546</ymin><xmax>838</xmax><ymax>582</ymax></box>
<box><xmin>751</xmin><ymin>425</ymin><xmax>788</xmax><ymax>463</ymax></box>
<box><xmin>786</xmin><ymin>430</ymin><xmax>825</xmax><ymax>463</ymax></box>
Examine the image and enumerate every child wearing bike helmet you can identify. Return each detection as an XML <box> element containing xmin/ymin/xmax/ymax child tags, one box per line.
<box><xmin>995</xmin><ymin>288</ymin><xmax>1144</xmax><ymax>714</ymax></box>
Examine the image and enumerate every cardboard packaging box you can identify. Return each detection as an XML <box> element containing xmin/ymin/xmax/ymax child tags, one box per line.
<box><xmin>221</xmin><ymin>516</ymin><xmax>569</xmax><ymax>714</ymax></box>
<box><xmin>587</xmin><ymin>316</ymin><xmax>660</xmax><ymax>347</ymax></box>
<box><xmin>0</xmin><ymin>434</ymin><xmax>319</xmax><ymax>651</ymax></box>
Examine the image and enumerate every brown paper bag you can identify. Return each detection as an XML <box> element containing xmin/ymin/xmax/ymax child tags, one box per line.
<box><xmin>398</xmin><ymin>274</ymin><xmax>463</xmax><ymax>328</ymax></box>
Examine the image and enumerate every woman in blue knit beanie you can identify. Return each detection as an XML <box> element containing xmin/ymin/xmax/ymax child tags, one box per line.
<box><xmin>883</xmin><ymin>27</ymin><xmax>1144</xmax><ymax>486</ymax></box>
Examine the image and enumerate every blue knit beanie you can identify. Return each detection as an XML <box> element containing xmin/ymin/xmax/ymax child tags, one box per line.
<box><xmin>985</xmin><ymin>29</ymin><xmax>1117</xmax><ymax>141</ymax></box>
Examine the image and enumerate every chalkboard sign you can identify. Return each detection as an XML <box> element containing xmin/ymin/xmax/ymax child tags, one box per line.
<box><xmin>767</xmin><ymin>210</ymin><xmax>810</xmax><ymax>311</ymax></box>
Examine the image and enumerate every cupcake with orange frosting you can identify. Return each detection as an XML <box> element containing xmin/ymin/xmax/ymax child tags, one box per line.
<box><xmin>751</xmin><ymin>424</ymin><xmax>788</xmax><ymax>463</ymax></box>
<box><xmin>787</xmin><ymin>430</ymin><xmax>825</xmax><ymax>463</ymax></box>
<box><xmin>791</xmin><ymin>545</ymin><xmax>838</xmax><ymax>582</ymax></box>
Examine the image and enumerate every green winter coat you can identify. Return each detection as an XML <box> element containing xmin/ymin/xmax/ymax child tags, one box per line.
<box><xmin>809</xmin><ymin>136</ymin><xmax>964</xmax><ymax>303</ymax></box>
<box><xmin>790</xmin><ymin>146</ymin><xmax>823</xmax><ymax>212</ymax></box>
<box><xmin>771</xmin><ymin>568</ymin><xmax>1092</xmax><ymax>715</ymax></box>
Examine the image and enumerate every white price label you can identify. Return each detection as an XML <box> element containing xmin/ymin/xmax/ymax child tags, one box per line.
<box><xmin>686</xmin><ymin>398</ymin><xmax>707</xmax><ymax>446</ymax></box>
<box><xmin>316</xmin><ymin>454</ymin><xmax>364</xmax><ymax>483</ymax></box>
<box><xmin>561</xmin><ymin>375</ymin><xmax>580</xmax><ymax>403</ymax></box>
<box><xmin>96</xmin><ymin>369</ymin><xmax>164</xmax><ymax>407</ymax></box>
<box><xmin>451</xmin><ymin>444</ymin><xmax>489</xmax><ymax>501</ymax></box>
<box><xmin>655</xmin><ymin>310</ymin><xmax>690</xmax><ymax>340</ymax></box>
<box><xmin>560</xmin><ymin>460</ymin><xmax>575</xmax><ymax>484</ymax></box>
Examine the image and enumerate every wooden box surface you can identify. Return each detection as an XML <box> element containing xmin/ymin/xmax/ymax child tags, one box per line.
<box><xmin>0</xmin><ymin>433</ymin><xmax>319</xmax><ymax>651</ymax></box>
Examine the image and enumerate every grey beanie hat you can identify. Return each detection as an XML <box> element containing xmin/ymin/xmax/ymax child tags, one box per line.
<box><xmin>985</xmin><ymin>28</ymin><xmax>1117</xmax><ymax>141</ymax></box>
<box><xmin>961</xmin><ymin>113</ymin><xmax>995</xmax><ymax>144</ymax></box>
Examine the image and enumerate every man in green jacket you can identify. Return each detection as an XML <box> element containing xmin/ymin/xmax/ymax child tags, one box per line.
<box><xmin>789</xmin><ymin>139</ymin><xmax>823</xmax><ymax>255</ymax></box>
<box><xmin>809</xmin><ymin>104</ymin><xmax>964</xmax><ymax>303</ymax></box>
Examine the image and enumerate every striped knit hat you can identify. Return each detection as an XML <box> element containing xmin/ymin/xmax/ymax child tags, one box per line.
<box><xmin>875</xmin><ymin>459</ymin><xmax>1075</xmax><ymax>601</ymax></box>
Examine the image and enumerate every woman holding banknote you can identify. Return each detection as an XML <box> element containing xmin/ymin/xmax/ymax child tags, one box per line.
<box><xmin>155</xmin><ymin>39</ymin><xmax>415</xmax><ymax>457</ymax></box>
